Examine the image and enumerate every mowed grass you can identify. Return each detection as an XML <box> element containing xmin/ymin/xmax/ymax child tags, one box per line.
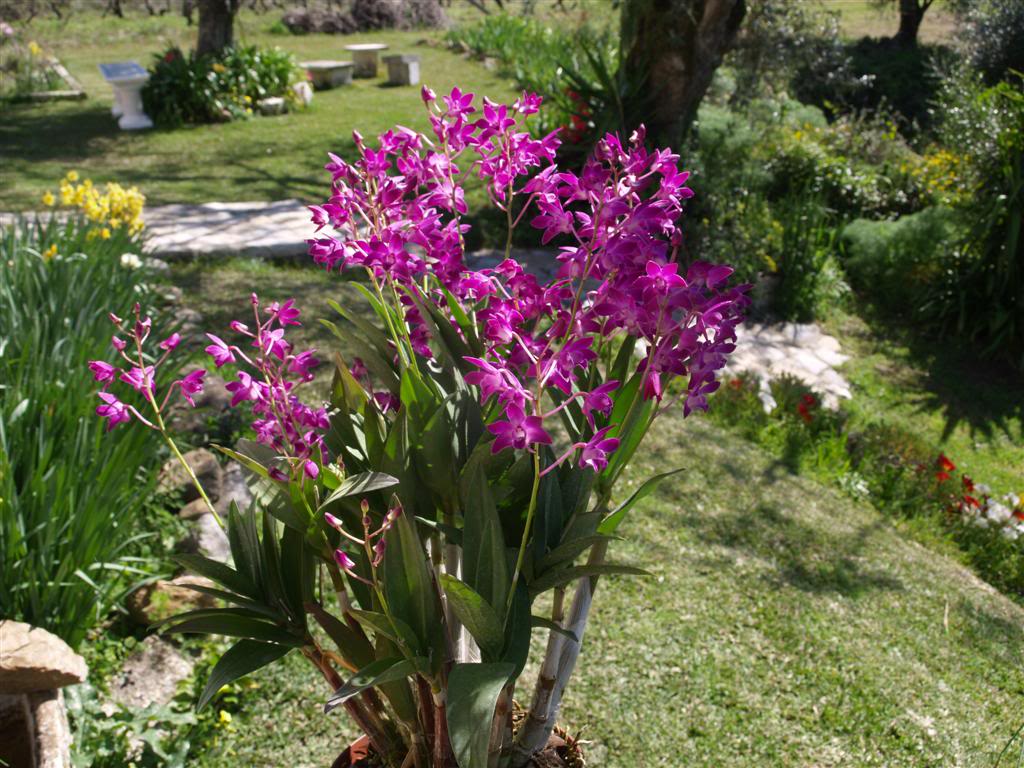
<box><xmin>173</xmin><ymin>261</ymin><xmax>1024</xmax><ymax>768</ymax></box>
<box><xmin>0</xmin><ymin>11</ymin><xmax>518</xmax><ymax>210</ymax></box>
<box><xmin>827</xmin><ymin>0</ymin><xmax>959</xmax><ymax>41</ymax></box>
<box><xmin>831</xmin><ymin>313</ymin><xmax>1024</xmax><ymax>495</ymax></box>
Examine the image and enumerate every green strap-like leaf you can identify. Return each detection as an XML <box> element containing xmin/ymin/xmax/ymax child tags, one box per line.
<box><xmin>529</xmin><ymin>615</ymin><xmax>579</xmax><ymax>644</ymax></box>
<box><xmin>323</xmin><ymin>657</ymin><xmax>419</xmax><ymax>714</ymax></box>
<box><xmin>528</xmin><ymin>563</ymin><xmax>651</xmax><ymax>595</ymax></box>
<box><xmin>320</xmin><ymin>471</ymin><xmax>399</xmax><ymax>508</ymax></box>
<box><xmin>597</xmin><ymin>468</ymin><xmax>684</xmax><ymax>535</ymax></box>
<box><xmin>172</xmin><ymin>553</ymin><xmax>256</xmax><ymax>599</ymax></box>
<box><xmin>446</xmin><ymin>662</ymin><xmax>515</xmax><ymax>768</ymax></box>
<box><xmin>439</xmin><ymin>574</ymin><xmax>504</xmax><ymax>660</ymax></box>
<box><xmin>197</xmin><ymin>639</ymin><xmax>291</xmax><ymax>711</ymax></box>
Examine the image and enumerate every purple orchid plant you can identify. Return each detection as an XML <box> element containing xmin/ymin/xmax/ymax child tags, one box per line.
<box><xmin>89</xmin><ymin>87</ymin><xmax>747</xmax><ymax>768</ymax></box>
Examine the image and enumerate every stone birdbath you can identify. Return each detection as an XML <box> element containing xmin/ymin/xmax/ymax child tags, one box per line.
<box><xmin>345</xmin><ymin>43</ymin><xmax>389</xmax><ymax>78</ymax></box>
<box><xmin>98</xmin><ymin>61</ymin><xmax>153</xmax><ymax>131</ymax></box>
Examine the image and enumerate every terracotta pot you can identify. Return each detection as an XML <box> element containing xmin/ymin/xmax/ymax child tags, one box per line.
<box><xmin>330</xmin><ymin>731</ymin><xmax>584</xmax><ymax>768</ymax></box>
<box><xmin>331</xmin><ymin>735</ymin><xmax>370</xmax><ymax>768</ymax></box>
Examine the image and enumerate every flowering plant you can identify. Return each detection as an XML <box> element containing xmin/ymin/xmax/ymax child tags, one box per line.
<box><xmin>90</xmin><ymin>88</ymin><xmax>747</xmax><ymax>766</ymax></box>
<box><xmin>41</xmin><ymin>170</ymin><xmax>146</xmax><ymax>241</ymax></box>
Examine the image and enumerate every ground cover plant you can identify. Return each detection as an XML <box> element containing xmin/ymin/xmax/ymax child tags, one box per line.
<box><xmin>142</xmin><ymin>43</ymin><xmax>300</xmax><ymax>126</ymax></box>
<box><xmin>0</xmin><ymin>173</ymin><xmax>175</xmax><ymax>648</ymax></box>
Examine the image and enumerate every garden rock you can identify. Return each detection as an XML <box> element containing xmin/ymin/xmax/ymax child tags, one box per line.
<box><xmin>0</xmin><ymin>621</ymin><xmax>88</xmax><ymax>694</ymax></box>
<box><xmin>726</xmin><ymin>322</ymin><xmax>851</xmax><ymax>410</ymax></box>
<box><xmin>158</xmin><ymin>448</ymin><xmax>222</xmax><ymax>503</ymax></box>
<box><xmin>126</xmin><ymin>575</ymin><xmax>218</xmax><ymax>626</ymax></box>
<box><xmin>178</xmin><ymin>497</ymin><xmax>211</xmax><ymax>520</ymax></box>
<box><xmin>30</xmin><ymin>690</ymin><xmax>72</xmax><ymax>768</ymax></box>
<box><xmin>196</xmin><ymin>513</ymin><xmax>232</xmax><ymax>562</ymax></box>
<box><xmin>281</xmin><ymin>8</ymin><xmax>356</xmax><ymax>34</ymax></box>
<box><xmin>258</xmin><ymin>96</ymin><xmax>286</xmax><ymax>116</ymax></box>
<box><xmin>109</xmin><ymin>636</ymin><xmax>193</xmax><ymax>710</ymax></box>
<box><xmin>219</xmin><ymin>462</ymin><xmax>254</xmax><ymax>514</ymax></box>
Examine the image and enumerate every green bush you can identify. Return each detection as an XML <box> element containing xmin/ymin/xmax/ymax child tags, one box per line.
<box><xmin>142</xmin><ymin>44</ymin><xmax>299</xmax><ymax>126</ymax></box>
<box><xmin>0</xmin><ymin>216</ymin><xmax>172</xmax><ymax>648</ymax></box>
<box><xmin>840</xmin><ymin>206</ymin><xmax>958</xmax><ymax>315</ymax></box>
<box><xmin>935</xmin><ymin>74</ymin><xmax>1024</xmax><ymax>366</ymax></box>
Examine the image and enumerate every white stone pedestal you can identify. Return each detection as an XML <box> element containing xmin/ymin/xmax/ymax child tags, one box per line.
<box><xmin>99</xmin><ymin>62</ymin><xmax>153</xmax><ymax>131</ymax></box>
<box><xmin>345</xmin><ymin>43</ymin><xmax>389</xmax><ymax>78</ymax></box>
<box><xmin>383</xmin><ymin>54</ymin><xmax>420</xmax><ymax>86</ymax></box>
<box><xmin>111</xmin><ymin>76</ymin><xmax>153</xmax><ymax>130</ymax></box>
<box><xmin>300</xmin><ymin>60</ymin><xmax>354</xmax><ymax>90</ymax></box>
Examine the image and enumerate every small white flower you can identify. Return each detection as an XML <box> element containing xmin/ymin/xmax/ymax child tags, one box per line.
<box><xmin>120</xmin><ymin>252</ymin><xmax>142</xmax><ymax>270</ymax></box>
<box><xmin>986</xmin><ymin>501</ymin><xmax>1012</xmax><ymax>524</ymax></box>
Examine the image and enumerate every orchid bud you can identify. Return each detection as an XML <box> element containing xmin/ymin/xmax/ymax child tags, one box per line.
<box><xmin>158</xmin><ymin>333</ymin><xmax>181</xmax><ymax>351</ymax></box>
<box><xmin>108</xmin><ymin>312</ymin><xmax>123</xmax><ymax>325</ymax></box>
<box><xmin>230</xmin><ymin>320</ymin><xmax>250</xmax><ymax>334</ymax></box>
<box><xmin>334</xmin><ymin>549</ymin><xmax>356</xmax><ymax>570</ymax></box>
<box><xmin>421</xmin><ymin>85</ymin><xmax>435</xmax><ymax>104</ymax></box>
<box><xmin>360</xmin><ymin>499</ymin><xmax>370</xmax><ymax>515</ymax></box>
<box><xmin>112</xmin><ymin>336</ymin><xmax>126</xmax><ymax>351</ymax></box>
<box><xmin>303</xmin><ymin>460</ymin><xmax>319</xmax><ymax>480</ymax></box>
<box><xmin>269</xmin><ymin>467</ymin><xmax>289</xmax><ymax>483</ymax></box>
<box><xmin>324</xmin><ymin>512</ymin><xmax>343</xmax><ymax>531</ymax></box>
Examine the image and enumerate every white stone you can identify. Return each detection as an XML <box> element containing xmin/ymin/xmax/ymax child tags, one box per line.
<box><xmin>383</xmin><ymin>54</ymin><xmax>420</xmax><ymax>86</ymax></box>
<box><xmin>345</xmin><ymin>43</ymin><xmax>388</xmax><ymax>78</ymax></box>
<box><xmin>258</xmin><ymin>96</ymin><xmax>286</xmax><ymax>116</ymax></box>
<box><xmin>196</xmin><ymin>513</ymin><xmax>231</xmax><ymax>563</ymax></box>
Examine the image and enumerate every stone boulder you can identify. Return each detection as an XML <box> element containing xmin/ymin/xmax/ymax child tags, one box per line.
<box><xmin>158</xmin><ymin>448</ymin><xmax>222</xmax><ymax>503</ymax></box>
<box><xmin>0</xmin><ymin>622</ymin><xmax>87</xmax><ymax>694</ymax></box>
<box><xmin>109</xmin><ymin>636</ymin><xmax>194</xmax><ymax>710</ymax></box>
<box><xmin>126</xmin><ymin>575</ymin><xmax>218</xmax><ymax>626</ymax></box>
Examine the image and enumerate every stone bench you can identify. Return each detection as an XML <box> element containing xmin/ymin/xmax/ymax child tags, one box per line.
<box><xmin>300</xmin><ymin>60</ymin><xmax>354</xmax><ymax>90</ymax></box>
<box><xmin>345</xmin><ymin>43</ymin><xmax>388</xmax><ymax>78</ymax></box>
<box><xmin>98</xmin><ymin>60</ymin><xmax>153</xmax><ymax>131</ymax></box>
<box><xmin>383</xmin><ymin>54</ymin><xmax>420</xmax><ymax>86</ymax></box>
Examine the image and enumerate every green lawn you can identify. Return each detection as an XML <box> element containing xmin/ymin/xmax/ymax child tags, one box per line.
<box><xmin>830</xmin><ymin>313</ymin><xmax>1024</xmax><ymax>496</ymax></box>
<box><xmin>0</xmin><ymin>12</ymin><xmax>517</xmax><ymax>210</ymax></box>
<box><xmin>170</xmin><ymin>259</ymin><xmax>1024</xmax><ymax>768</ymax></box>
<box><xmin>826</xmin><ymin>0</ymin><xmax>958</xmax><ymax>41</ymax></box>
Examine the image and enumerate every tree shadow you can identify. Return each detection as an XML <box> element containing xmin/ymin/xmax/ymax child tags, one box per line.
<box><xmin>855</xmin><ymin>313</ymin><xmax>1024</xmax><ymax>445</ymax></box>
<box><xmin>687</xmin><ymin>500</ymin><xmax>905</xmax><ymax>598</ymax></box>
<box><xmin>0</xmin><ymin>101</ymin><xmax>121</xmax><ymax>163</ymax></box>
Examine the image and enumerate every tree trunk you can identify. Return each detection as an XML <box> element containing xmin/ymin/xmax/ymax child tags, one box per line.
<box><xmin>620</xmin><ymin>0</ymin><xmax>746</xmax><ymax>147</ymax></box>
<box><xmin>895</xmin><ymin>0</ymin><xmax>928</xmax><ymax>48</ymax></box>
<box><xmin>196</xmin><ymin>0</ymin><xmax>238</xmax><ymax>58</ymax></box>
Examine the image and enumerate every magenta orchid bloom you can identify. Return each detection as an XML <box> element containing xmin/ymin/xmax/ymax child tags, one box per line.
<box><xmin>487</xmin><ymin>405</ymin><xmax>552</xmax><ymax>453</ymax></box>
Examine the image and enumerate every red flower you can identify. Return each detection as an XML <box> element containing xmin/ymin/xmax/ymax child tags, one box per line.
<box><xmin>797</xmin><ymin>402</ymin><xmax>813</xmax><ymax>424</ymax></box>
<box><xmin>164</xmin><ymin>50</ymin><xmax>177</xmax><ymax>63</ymax></box>
<box><xmin>729</xmin><ymin>378</ymin><xmax>742</xmax><ymax>390</ymax></box>
<box><xmin>962</xmin><ymin>474</ymin><xmax>974</xmax><ymax>492</ymax></box>
<box><xmin>1013</xmin><ymin>509</ymin><xmax>1024</xmax><ymax>521</ymax></box>
<box><xmin>936</xmin><ymin>471</ymin><xmax>951</xmax><ymax>483</ymax></box>
<box><xmin>801</xmin><ymin>393</ymin><xmax>816</xmax><ymax>406</ymax></box>
<box><xmin>963</xmin><ymin>495</ymin><xmax>980</xmax><ymax>508</ymax></box>
<box><xmin>937</xmin><ymin>453</ymin><xmax>956</xmax><ymax>473</ymax></box>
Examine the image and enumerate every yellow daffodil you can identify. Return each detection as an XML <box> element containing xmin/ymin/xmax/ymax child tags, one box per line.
<box><xmin>218</xmin><ymin>710</ymin><xmax>232</xmax><ymax>725</ymax></box>
<box><xmin>28</xmin><ymin>41</ymin><xmax>41</xmax><ymax>56</ymax></box>
<box><xmin>65</xmin><ymin>170</ymin><xmax>79</xmax><ymax>182</ymax></box>
<box><xmin>41</xmin><ymin>191</ymin><xmax>55</xmax><ymax>206</ymax></box>
<box><xmin>42</xmin><ymin>243</ymin><xmax>57</xmax><ymax>261</ymax></box>
<box><xmin>212</xmin><ymin>62</ymin><xmax>226</xmax><ymax>74</ymax></box>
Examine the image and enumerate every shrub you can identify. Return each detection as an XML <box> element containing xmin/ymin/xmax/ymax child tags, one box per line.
<box><xmin>934</xmin><ymin>74</ymin><xmax>1024</xmax><ymax>366</ymax></box>
<box><xmin>142</xmin><ymin>44</ymin><xmax>299</xmax><ymax>126</ymax></box>
<box><xmin>0</xmin><ymin>189</ymin><xmax>174</xmax><ymax>648</ymax></box>
<box><xmin>961</xmin><ymin>0</ymin><xmax>1024</xmax><ymax>84</ymax></box>
<box><xmin>840</xmin><ymin>206</ymin><xmax>959</xmax><ymax>316</ymax></box>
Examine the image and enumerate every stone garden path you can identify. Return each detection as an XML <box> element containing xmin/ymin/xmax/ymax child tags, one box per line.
<box><xmin>5</xmin><ymin>201</ymin><xmax>854</xmax><ymax>406</ymax></box>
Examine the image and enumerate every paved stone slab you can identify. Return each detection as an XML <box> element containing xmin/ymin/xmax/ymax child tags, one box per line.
<box><xmin>144</xmin><ymin>199</ymin><xmax>316</xmax><ymax>259</ymax></box>
<box><xmin>727</xmin><ymin>322</ymin><xmax>851</xmax><ymax>410</ymax></box>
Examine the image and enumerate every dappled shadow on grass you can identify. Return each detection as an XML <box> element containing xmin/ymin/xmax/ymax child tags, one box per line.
<box><xmin>852</xmin><ymin>312</ymin><xmax>1024</xmax><ymax>446</ymax></box>
<box><xmin>0</xmin><ymin>101</ymin><xmax>118</xmax><ymax>163</ymax></box>
<box><xmin>687</xmin><ymin>501</ymin><xmax>904</xmax><ymax>598</ymax></box>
